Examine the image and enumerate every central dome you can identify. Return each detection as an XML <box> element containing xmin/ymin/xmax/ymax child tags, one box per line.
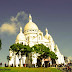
<box><xmin>24</xmin><ymin>14</ymin><xmax>38</xmax><ymax>32</ymax></box>
<box><xmin>24</xmin><ymin>21</ymin><xmax>38</xmax><ymax>31</ymax></box>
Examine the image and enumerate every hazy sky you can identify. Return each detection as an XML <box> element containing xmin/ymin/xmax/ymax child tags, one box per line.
<box><xmin>0</xmin><ymin>0</ymin><xmax>72</xmax><ymax>64</ymax></box>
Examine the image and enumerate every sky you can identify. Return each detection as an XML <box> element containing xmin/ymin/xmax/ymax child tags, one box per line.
<box><xmin>0</xmin><ymin>0</ymin><xmax>72</xmax><ymax>64</ymax></box>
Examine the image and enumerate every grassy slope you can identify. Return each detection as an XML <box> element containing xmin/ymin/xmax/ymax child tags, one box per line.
<box><xmin>0</xmin><ymin>67</ymin><xmax>62</xmax><ymax>72</ymax></box>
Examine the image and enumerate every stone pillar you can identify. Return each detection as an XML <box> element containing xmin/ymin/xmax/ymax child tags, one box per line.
<box><xmin>35</xmin><ymin>63</ymin><xmax>36</xmax><ymax>67</ymax></box>
<box><xmin>15</xmin><ymin>55</ymin><xmax>19</xmax><ymax>67</ymax></box>
<box><xmin>20</xmin><ymin>59</ymin><xmax>23</xmax><ymax>67</ymax></box>
<box><xmin>22</xmin><ymin>55</ymin><xmax>26</xmax><ymax>65</ymax></box>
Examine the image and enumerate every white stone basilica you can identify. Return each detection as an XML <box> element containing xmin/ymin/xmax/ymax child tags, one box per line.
<box><xmin>9</xmin><ymin>14</ymin><xmax>65</xmax><ymax>67</ymax></box>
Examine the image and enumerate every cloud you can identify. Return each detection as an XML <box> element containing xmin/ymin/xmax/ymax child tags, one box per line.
<box><xmin>0</xmin><ymin>11</ymin><xmax>28</xmax><ymax>34</ymax></box>
<box><xmin>0</xmin><ymin>23</ymin><xmax>17</xmax><ymax>34</ymax></box>
<box><xmin>10</xmin><ymin>11</ymin><xmax>28</xmax><ymax>25</ymax></box>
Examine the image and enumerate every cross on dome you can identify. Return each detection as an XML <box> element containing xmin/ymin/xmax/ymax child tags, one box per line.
<box><xmin>20</xmin><ymin>27</ymin><xmax>22</xmax><ymax>33</ymax></box>
<box><xmin>45</xmin><ymin>28</ymin><xmax>48</xmax><ymax>34</ymax></box>
<box><xmin>45</xmin><ymin>28</ymin><xmax>49</xmax><ymax>39</ymax></box>
<box><xmin>29</xmin><ymin>14</ymin><xmax>32</xmax><ymax>22</ymax></box>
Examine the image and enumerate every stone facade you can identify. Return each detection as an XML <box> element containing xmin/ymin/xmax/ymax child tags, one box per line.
<box><xmin>9</xmin><ymin>14</ymin><xmax>65</xmax><ymax>67</ymax></box>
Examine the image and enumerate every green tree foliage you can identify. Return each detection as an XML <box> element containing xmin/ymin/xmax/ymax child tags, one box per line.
<box><xmin>21</xmin><ymin>45</ymin><xmax>32</xmax><ymax>56</ymax></box>
<box><xmin>49</xmin><ymin>51</ymin><xmax>58</xmax><ymax>60</ymax></box>
<box><xmin>10</xmin><ymin>43</ymin><xmax>32</xmax><ymax>56</ymax></box>
<box><xmin>10</xmin><ymin>43</ymin><xmax>58</xmax><ymax>60</ymax></box>
<box><xmin>32</xmin><ymin>44</ymin><xmax>58</xmax><ymax>61</ymax></box>
<box><xmin>49</xmin><ymin>51</ymin><xmax>58</xmax><ymax>64</ymax></box>
<box><xmin>10</xmin><ymin>43</ymin><xmax>23</xmax><ymax>52</ymax></box>
<box><xmin>32</xmin><ymin>44</ymin><xmax>50</xmax><ymax>59</ymax></box>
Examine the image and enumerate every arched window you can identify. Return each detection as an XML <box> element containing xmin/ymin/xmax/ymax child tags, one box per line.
<box><xmin>39</xmin><ymin>33</ymin><xmax>42</xmax><ymax>40</ymax></box>
<box><xmin>33</xmin><ymin>30</ymin><xmax>34</xmax><ymax>31</ymax></box>
<box><xmin>39</xmin><ymin>36</ymin><xmax>41</xmax><ymax>40</ymax></box>
<box><xmin>20</xmin><ymin>42</ymin><xmax>23</xmax><ymax>44</ymax></box>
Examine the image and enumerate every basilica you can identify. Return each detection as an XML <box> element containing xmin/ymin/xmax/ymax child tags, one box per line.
<box><xmin>9</xmin><ymin>14</ymin><xmax>65</xmax><ymax>67</ymax></box>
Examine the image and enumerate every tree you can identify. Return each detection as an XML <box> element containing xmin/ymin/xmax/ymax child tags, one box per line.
<box><xmin>32</xmin><ymin>44</ymin><xmax>58</xmax><ymax>66</ymax></box>
<box><xmin>49</xmin><ymin>51</ymin><xmax>58</xmax><ymax>60</ymax></box>
<box><xmin>21</xmin><ymin>45</ymin><xmax>32</xmax><ymax>67</ymax></box>
<box><xmin>32</xmin><ymin>44</ymin><xmax>50</xmax><ymax>55</ymax></box>
<box><xmin>9</xmin><ymin>43</ymin><xmax>58</xmax><ymax>67</ymax></box>
<box><xmin>49</xmin><ymin>51</ymin><xmax>58</xmax><ymax>64</ymax></box>
<box><xmin>10</xmin><ymin>43</ymin><xmax>32</xmax><ymax>67</ymax></box>
<box><xmin>32</xmin><ymin>44</ymin><xmax>51</xmax><ymax>66</ymax></box>
<box><xmin>21</xmin><ymin>45</ymin><xmax>32</xmax><ymax>56</ymax></box>
<box><xmin>7</xmin><ymin>56</ymin><xmax>11</xmax><ymax>62</ymax></box>
<box><xmin>10</xmin><ymin>43</ymin><xmax>23</xmax><ymax>52</ymax></box>
<box><xmin>10</xmin><ymin>43</ymin><xmax>32</xmax><ymax>56</ymax></box>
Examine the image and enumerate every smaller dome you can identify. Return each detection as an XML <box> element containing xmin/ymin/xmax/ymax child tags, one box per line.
<box><xmin>16</xmin><ymin>33</ymin><xmax>25</xmax><ymax>41</ymax></box>
<box><xmin>16</xmin><ymin>27</ymin><xmax>25</xmax><ymax>41</ymax></box>
<box><xmin>48</xmin><ymin>34</ymin><xmax>53</xmax><ymax>42</ymax></box>
<box><xmin>48</xmin><ymin>34</ymin><xmax>52</xmax><ymax>39</ymax></box>
<box><xmin>45</xmin><ymin>34</ymin><xmax>49</xmax><ymax>39</ymax></box>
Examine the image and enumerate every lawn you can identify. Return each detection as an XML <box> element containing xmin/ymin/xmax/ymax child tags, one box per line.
<box><xmin>0</xmin><ymin>67</ymin><xmax>62</xmax><ymax>72</ymax></box>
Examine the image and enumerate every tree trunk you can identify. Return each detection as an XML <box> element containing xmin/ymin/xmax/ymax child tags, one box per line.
<box><xmin>28</xmin><ymin>53</ymin><xmax>32</xmax><ymax>67</ymax></box>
